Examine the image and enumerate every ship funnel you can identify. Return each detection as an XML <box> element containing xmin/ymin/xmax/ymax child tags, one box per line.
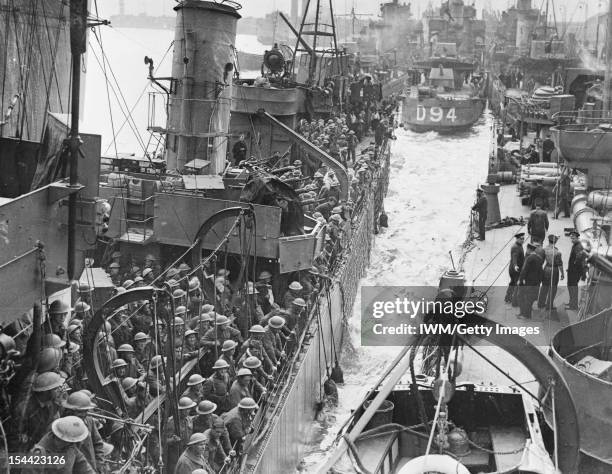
<box><xmin>165</xmin><ymin>1</ymin><xmax>241</xmax><ymax>173</ymax></box>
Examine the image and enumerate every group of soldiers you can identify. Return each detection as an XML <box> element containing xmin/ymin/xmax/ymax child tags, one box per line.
<box><xmin>0</xmin><ymin>251</ymin><xmax>326</xmax><ymax>473</ymax></box>
<box><xmin>0</xmin><ymin>119</ymin><xmax>395</xmax><ymax>474</ymax></box>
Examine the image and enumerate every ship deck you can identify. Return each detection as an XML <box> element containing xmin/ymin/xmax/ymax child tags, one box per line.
<box><xmin>458</xmin><ymin>183</ymin><xmax>581</xmax><ymax>387</ymax></box>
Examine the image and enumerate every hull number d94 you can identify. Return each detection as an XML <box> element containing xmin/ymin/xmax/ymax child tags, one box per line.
<box><xmin>416</xmin><ymin>106</ymin><xmax>456</xmax><ymax>122</ymax></box>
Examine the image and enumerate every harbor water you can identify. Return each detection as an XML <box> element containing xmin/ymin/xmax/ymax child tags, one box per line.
<box><xmin>300</xmin><ymin>115</ymin><xmax>493</xmax><ymax>471</ymax></box>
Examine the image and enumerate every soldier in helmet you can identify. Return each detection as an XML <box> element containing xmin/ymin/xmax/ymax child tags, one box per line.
<box><xmin>182</xmin><ymin>329</ymin><xmax>200</xmax><ymax>362</ymax></box>
<box><xmin>229</xmin><ymin>368</ymin><xmax>266</xmax><ymax>409</ymax></box>
<box><xmin>202</xmin><ymin>359</ymin><xmax>232</xmax><ymax>414</ymax></box>
<box><xmin>121</xmin><ymin>377</ymin><xmax>149</xmax><ymax>418</ymax></box>
<box><xmin>26</xmin><ymin>416</ymin><xmax>96</xmax><ymax>473</ymax></box>
<box><xmin>182</xmin><ymin>374</ymin><xmax>205</xmax><ymax>404</ymax></box>
<box><xmin>11</xmin><ymin>371</ymin><xmax>65</xmax><ymax>451</ymax></box>
<box><xmin>46</xmin><ymin>300</ymin><xmax>70</xmax><ymax>338</ymax></box>
<box><xmin>220</xmin><ymin>340</ymin><xmax>237</xmax><ymax>379</ymax></box>
<box><xmin>262</xmin><ymin>316</ymin><xmax>287</xmax><ymax>367</ymax></box>
<box><xmin>239</xmin><ymin>355</ymin><xmax>273</xmax><ymax>386</ymax></box>
<box><xmin>146</xmin><ymin>355</ymin><xmax>166</xmax><ymax>397</ymax></box>
<box><xmin>117</xmin><ymin>344</ymin><xmax>145</xmax><ymax>380</ymax></box>
<box><xmin>239</xmin><ymin>339</ymin><xmax>275</xmax><ymax>375</ymax></box>
<box><xmin>61</xmin><ymin>391</ymin><xmax>105</xmax><ymax>471</ymax></box>
<box><xmin>132</xmin><ymin>332</ymin><xmax>152</xmax><ymax>368</ymax></box>
<box><xmin>192</xmin><ymin>400</ymin><xmax>232</xmax><ymax>454</ymax></box>
<box><xmin>165</xmin><ymin>396</ymin><xmax>196</xmax><ymax>468</ymax></box>
<box><xmin>201</xmin><ymin>315</ymin><xmax>242</xmax><ymax>354</ymax></box>
<box><xmin>203</xmin><ymin>420</ymin><xmax>235</xmax><ymax>472</ymax></box>
<box><xmin>283</xmin><ymin>281</ymin><xmax>303</xmax><ymax>309</ymax></box>
<box><xmin>222</xmin><ymin>397</ymin><xmax>258</xmax><ymax>455</ymax></box>
<box><xmin>174</xmin><ymin>432</ymin><xmax>214</xmax><ymax>474</ymax></box>
<box><xmin>241</xmin><ymin>325</ymin><xmax>274</xmax><ymax>372</ymax></box>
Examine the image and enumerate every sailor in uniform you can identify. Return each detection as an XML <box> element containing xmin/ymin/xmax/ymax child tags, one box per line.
<box><xmin>505</xmin><ymin>232</ymin><xmax>525</xmax><ymax>306</ymax></box>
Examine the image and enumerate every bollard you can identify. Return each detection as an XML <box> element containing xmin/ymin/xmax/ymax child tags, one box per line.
<box><xmin>482</xmin><ymin>183</ymin><xmax>501</xmax><ymax>226</ymax></box>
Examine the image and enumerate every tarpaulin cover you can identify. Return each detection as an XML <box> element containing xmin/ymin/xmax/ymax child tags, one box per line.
<box><xmin>240</xmin><ymin>176</ymin><xmax>304</xmax><ymax>236</ymax></box>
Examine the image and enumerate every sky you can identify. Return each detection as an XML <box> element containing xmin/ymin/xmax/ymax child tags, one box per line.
<box><xmin>100</xmin><ymin>0</ymin><xmax>605</xmax><ymax>21</ymax></box>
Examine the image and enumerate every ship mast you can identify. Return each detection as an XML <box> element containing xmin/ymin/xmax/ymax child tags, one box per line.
<box><xmin>604</xmin><ymin>0</ymin><xmax>612</xmax><ymax>112</ymax></box>
<box><xmin>67</xmin><ymin>0</ymin><xmax>87</xmax><ymax>279</ymax></box>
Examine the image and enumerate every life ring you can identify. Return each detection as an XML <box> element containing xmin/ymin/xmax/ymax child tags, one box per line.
<box><xmin>396</xmin><ymin>454</ymin><xmax>470</xmax><ymax>474</ymax></box>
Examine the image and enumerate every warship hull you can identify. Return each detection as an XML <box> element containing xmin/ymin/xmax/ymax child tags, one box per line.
<box><xmin>247</xmin><ymin>139</ymin><xmax>391</xmax><ymax>473</ymax></box>
<box><xmin>402</xmin><ymin>96</ymin><xmax>484</xmax><ymax>133</ymax></box>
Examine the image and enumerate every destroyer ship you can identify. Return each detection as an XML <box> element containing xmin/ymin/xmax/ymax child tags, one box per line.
<box><xmin>401</xmin><ymin>0</ymin><xmax>486</xmax><ymax>133</ymax></box>
<box><xmin>0</xmin><ymin>0</ymin><xmax>398</xmax><ymax>472</ymax></box>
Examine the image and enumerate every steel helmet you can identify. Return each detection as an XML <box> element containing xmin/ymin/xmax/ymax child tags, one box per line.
<box><xmin>111</xmin><ymin>358</ymin><xmax>127</xmax><ymax>369</ymax></box>
<box><xmin>142</xmin><ymin>268</ymin><xmax>153</xmax><ymax>277</ymax></box>
<box><xmin>243</xmin><ymin>356</ymin><xmax>262</xmax><ymax>369</ymax></box>
<box><xmin>238</xmin><ymin>397</ymin><xmax>259</xmax><ymax>410</ymax></box>
<box><xmin>74</xmin><ymin>301</ymin><xmax>91</xmax><ymax>313</ymax></box>
<box><xmin>178</xmin><ymin>396</ymin><xmax>196</xmax><ymax>410</ymax></box>
<box><xmin>115</xmin><ymin>287</ymin><xmax>126</xmax><ymax>295</ymax></box>
<box><xmin>51</xmin><ymin>416</ymin><xmax>89</xmax><ymax>443</ymax></box>
<box><xmin>288</xmin><ymin>281</ymin><xmax>302</xmax><ymax>291</ymax></box>
<box><xmin>258</xmin><ymin>271</ymin><xmax>272</xmax><ymax>280</ymax></box>
<box><xmin>292</xmin><ymin>298</ymin><xmax>307</xmax><ymax>307</ymax></box>
<box><xmin>166</xmin><ymin>268</ymin><xmax>179</xmax><ymax>279</ymax></box>
<box><xmin>178</xmin><ymin>263</ymin><xmax>191</xmax><ymax>272</ymax></box>
<box><xmin>217</xmin><ymin>268</ymin><xmax>230</xmax><ymax>277</ymax></box>
<box><xmin>62</xmin><ymin>391</ymin><xmax>95</xmax><ymax>411</ymax></box>
<box><xmin>268</xmin><ymin>315</ymin><xmax>286</xmax><ymax>329</ymax></box>
<box><xmin>109</xmin><ymin>262</ymin><xmax>120</xmax><ymax>269</ymax></box>
<box><xmin>165</xmin><ymin>278</ymin><xmax>178</xmax><ymax>288</ymax></box>
<box><xmin>173</xmin><ymin>316</ymin><xmax>186</xmax><ymax>327</ymax></box>
<box><xmin>77</xmin><ymin>283</ymin><xmax>93</xmax><ymax>293</ymax></box>
<box><xmin>199</xmin><ymin>313</ymin><xmax>213</xmax><ymax>322</ymax></box>
<box><xmin>184</xmin><ymin>329</ymin><xmax>197</xmax><ymax>338</ymax></box>
<box><xmin>187</xmin><ymin>432</ymin><xmax>208</xmax><ymax>446</ymax></box>
<box><xmin>38</xmin><ymin>348</ymin><xmax>62</xmax><ymax>372</ymax></box>
<box><xmin>174</xmin><ymin>307</ymin><xmax>186</xmax><ymax>318</ymax></box>
<box><xmin>172</xmin><ymin>289</ymin><xmax>186</xmax><ymax>299</ymax></box>
<box><xmin>134</xmin><ymin>276</ymin><xmax>144</xmax><ymax>284</ymax></box>
<box><xmin>42</xmin><ymin>334</ymin><xmax>66</xmax><ymax>349</ymax></box>
<box><xmin>150</xmin><ymin>355</ymin><xmax>165</xmax><ymax>368</ymax></box>
<box><xmin>221</xmin><ymin>340</ymin><xmax>237</xmax><ymax>352</ymax></box>
<box><xmin>116</xmin><ymin>344</ymin><xmax>134</xmax><ymax>354</ymax></box>
<box><xmin>212</xmin><ymin>359</ymin><xmax>229</xmax><ymax>370</ymax></box>
<box><xmin>201</xmin><ymin>304</ymin><xmax>214</xmax><ymax>313</ymax></box>
<box><xmin>0</xmin><ymin>333</ymin><xmax>17</xmax><ymax>356</ymax></box>
<box><xmin>121</xmin><ymin>377</ymin><xmax>138</xmax><ymax>391</ymax></box>
<box><xmin>133</xmin><ymin>332</ymin><xmax>149</xmax><ymax>342</ymax></box>
<box><xmin>188</xmin><ymin>278</ymin><xmax>200</xmax><ymax>291</ymax></box>
<box><xmin>122</xmin><ymin>279</ymin><xmax>134</xmax><ymax>289</ymax></box>
<box><xmin>187</xmin><ymin>374</ymin><xmax>205</xmax><ymax>386</ymax></box>
<box><xmin>236</xmin><ymin>368</ymin><xmax>252</xmax><ymax>377</ymax></box>
<box><xmin>33</xmin><ymin>371</ymin><xmax>64</xmax><ymax>392</ymax></box>
<box><xmin>215</xmin><ymin>315</ymin><xmax>231</xmax><ymax>326</ymax></box>
<box><xmin>49</xmin><ymin>300</ymin><xmax>71</xmax><ymax>314</ymax></box>
<box><xmin>249</xmin><ymin>324</ymin><xmax>265</xmax><ymax>334</ymax></box>
<box><xmin>196</xmin><ymin>400</ymin><xmax>217</xmax><ymax>415</ymax></box>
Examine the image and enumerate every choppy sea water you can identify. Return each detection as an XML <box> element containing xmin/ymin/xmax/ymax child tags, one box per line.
<box><xmin>299</xmin><ymin>116</ymin><xmax>494</xmax><ymax>471</ymax></box>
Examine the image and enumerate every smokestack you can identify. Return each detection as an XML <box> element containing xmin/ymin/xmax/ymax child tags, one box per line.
<box><xmin>165</xmin><ymin>0</ymin><xmax>241</xmax><ymax>173</ymax></box>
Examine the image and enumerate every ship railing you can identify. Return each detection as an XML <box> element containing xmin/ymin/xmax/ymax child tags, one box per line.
<box><xmin>551</xmin><ymin>110</ymin><xmax>612</xmax><ymax>128</ymax></box>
